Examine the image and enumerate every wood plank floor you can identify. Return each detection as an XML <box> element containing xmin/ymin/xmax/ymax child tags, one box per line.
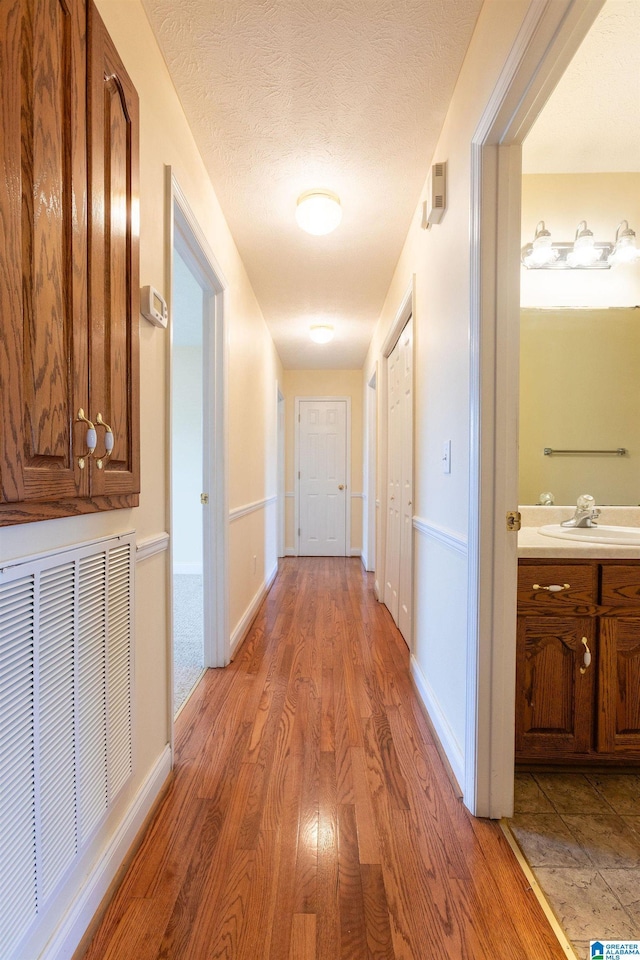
<box><xmin>83</xmin><ymin>558</ymin><xmax>567</xmax><ymax>960</ymax></box>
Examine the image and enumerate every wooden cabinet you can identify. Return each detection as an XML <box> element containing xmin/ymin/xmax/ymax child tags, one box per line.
<box><xmin>516</xmin><ymin>559</ymin><xmax>640</xmax><ymax>764</ymax></box>
<box><xmin>0</xmin><ymin>0</ymin><xmax>139</xmax><ymax>525</ymax></box>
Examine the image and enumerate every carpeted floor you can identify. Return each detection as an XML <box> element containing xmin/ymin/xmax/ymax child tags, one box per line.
<box><xmin>173</xmin><ymin>574</ymin><xmax>205</xmax><ymax>714</ymax></box>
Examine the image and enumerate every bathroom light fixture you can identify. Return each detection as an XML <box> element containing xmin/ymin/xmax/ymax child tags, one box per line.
<box><xmin>296</xmin><ymin>190</ymin><xmax>342</xmax><ymax>236</ymax></box>
<box><xmin>521</xmin><ymin>220</ymin><xmax>640</xmax><ymax>270</ymax></box>
<box><xmin>566</xmin><ymin>221</ymin><xmax>601</xmax><ymax>267</ymax></box>
<box><xmin>521</xmin><ymin>221</ymin><xmax>558</xmax><ymax>267</ymax></box>
<box><xmin>309</xmin><ymin>323</ymin><xmax>334</xmax><ymax>343</ymax></box>
<box><xmin>609</xmin><ymin>220</ymin><xmax>640</xmax><ymax>265</ymax></box>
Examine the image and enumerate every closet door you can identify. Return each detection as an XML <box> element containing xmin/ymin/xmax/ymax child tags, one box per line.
<box><xmin>397</xmin><ymin>320</ymin><xmax>413</xmax><ymax>642</ymax></box>
<box><xmin>0</xmin><ymin>0</ymin><xmax>89</xmax><ymax>522</ymax></box>
<box><xmin>88</xmin><ymin>1</ymin><xmax>140</xmax><ymax>501</ymax></box>
<box><xmin>384</xmin><ymin>337</ymin><xmax>402</xmax><ymax>623</ymax></box>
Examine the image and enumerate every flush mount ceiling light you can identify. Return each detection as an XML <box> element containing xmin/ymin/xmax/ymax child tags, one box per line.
<box><xmin>521</xmin><ymin>220</ymin><xmax>640</xmax><ymax>270</ymax></box>
<box><xmin>309</xmin><ymin>324</ymin><xmax>334</xmax><ymax>344</ymax></box>
<box><xmin>296</xmin><ymin>190</ymin><xmax>342</xmax><ymax>236</ymax></box>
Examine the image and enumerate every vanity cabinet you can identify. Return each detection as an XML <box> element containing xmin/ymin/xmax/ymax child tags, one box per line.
<box><xmin>0</xmin><ymin>0</ymin><xmax>139</xmax><ymax>525</ymax></box>
<box><xmin>516</xmin><ymin>560</ymin><xmax>640</xmax><ymax>764</ymax></box>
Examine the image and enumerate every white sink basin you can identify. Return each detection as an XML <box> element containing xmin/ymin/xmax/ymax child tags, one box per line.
<box><xmin>538</xmin><ymin>523</ymin><xmax>640</xmax><ymax>545</ymax></box>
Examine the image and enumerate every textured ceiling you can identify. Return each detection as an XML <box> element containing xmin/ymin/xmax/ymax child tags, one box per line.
<box><xmin>141</xmin><ymin>0</ymin><xmax>482</xmax><ymax>369</ymax></box>
<box><xmin>523</xmin><ymin>0</ymin><xmax>640</xmax><ymax>174</ymax></box>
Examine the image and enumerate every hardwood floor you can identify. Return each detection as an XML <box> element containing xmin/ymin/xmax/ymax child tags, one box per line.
<box><xmin>83</xmin><ymin>558</ymin><xmax>567</xmax><ymax>959</ymax></box>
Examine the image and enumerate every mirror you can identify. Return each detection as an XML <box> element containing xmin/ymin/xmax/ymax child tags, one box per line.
<box><xmin>519</xmin><ymin>306</ymin><xmax>640</xmax><ymax>505</ymax></box>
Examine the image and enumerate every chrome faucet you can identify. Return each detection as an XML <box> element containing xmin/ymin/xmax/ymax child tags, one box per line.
<box><xmin>561</xmin><ymin>494</ymin><xmax>601</xmax><ymax>528</ymax></box>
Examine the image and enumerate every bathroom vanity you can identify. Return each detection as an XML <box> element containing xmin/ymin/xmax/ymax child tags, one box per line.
<box><xmin>516</xmin><ymin>511</ymin><xmax>640</xmax><ymax>765</ymax></box>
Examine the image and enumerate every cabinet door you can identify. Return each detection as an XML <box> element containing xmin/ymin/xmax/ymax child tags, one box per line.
<box><xmin>0</xmin><ymin>0</ymin><xmax>89</xmax><ymax>521</ymax></box>
<box><xmin>516</xmin><ymin>615</ymin><xmax>595</xmax><ymax>759</ymax></box>
<box><xmin>88</xmin><ymin>2</ymin><xmax>140</xmax><ymax>501</ymax></box>
<box><xmin>598</xmin><ymin>617</ymin><xmax>640</xmax><ymax>757</ymax></box>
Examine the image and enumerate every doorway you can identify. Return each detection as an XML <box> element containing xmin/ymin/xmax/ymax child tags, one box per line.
<box><xmin>171</xmin><ymin>244</ymin><xmax>206</xmax><ymax>712</ymax></box>
<box><xmin>296</xmin><ymin>397</ymin><xmax>350</xmax><ymax>557</ymax></box>
<box><xmin>168</xmin><ymin>172</ymin><xmax>228</xmax><ymax>720</ymax></box>
<box><xmin>467</xmin><ymin>1</ymin><xmax>605</xmax><ymax>816</ymax></box>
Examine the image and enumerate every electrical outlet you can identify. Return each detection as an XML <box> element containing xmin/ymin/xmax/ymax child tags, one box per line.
<box><xmin>442</xmin><ymin>440</ymin><xmax>451</xmax><ymax>474</ymax></box>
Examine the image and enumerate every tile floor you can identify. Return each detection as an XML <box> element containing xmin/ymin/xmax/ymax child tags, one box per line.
<box><xmin>511</xmin><ymin>773</ymin><xmax>640</xmax><ymax>959</ymax></box>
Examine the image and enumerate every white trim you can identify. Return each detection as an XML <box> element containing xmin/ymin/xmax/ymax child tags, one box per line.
<box><xmin>285</xmin><ymin>491</ymin><xmax>294</xmax><ymax>498</ymax></box>
<box><xmin>229</xmin><ymin>562</ymin><xmax>278</xmax><ymax>658</ymax></box>
<box><xmin>382</xmin><ymin>282</ymin><xmax>413</xmax><ymax>359</ymax></box>
<box><xmin>466</xmin><ymin>0</ymin><xmax>605</xmax><ymax>818</ymax></box>
<box><xmin>135</xmin><ymin>533</ymin><xmax>170</xmax><ymax>562</ymax></box>
<box><xmin>295</xmin><ymin>396</ymin><xmax>351</xmax><ymax>557</ymax></box>
<box><xmin>350</xmin><ymin>492</ymin><xmax>364</xmax><ymax>499</ymax></box>
<box><xmin>40</xmin><ymin>746</ymin><xmax>172</xmax><ymax>960</ymax></box>
<box><xmin>374</xmin><ymin>579</ymin><xmax>381</xmax><ymax>601</ymax></box>
<box><xmin>229</xmin><ymin>495</ymin><xmax>277</xmax><ymax>523</ymax></box>
<box><xmin>285</xmin><ymin>548</ymin><xmax>297</xmax><ymax>557</ymax></box>
<box><xmin>413</xmin><ymin>516</ymin><xmax>468</xmax><ymax>557</ymax></box>
<box><xmin>410</xmin><ymin>656</ymin><xmax>464</xmax><ymax>791</ymax></box>
<box><xmin>350</xmin><ymin>548</ymin><xmax>362</xmax><ymax>557</ymax></box>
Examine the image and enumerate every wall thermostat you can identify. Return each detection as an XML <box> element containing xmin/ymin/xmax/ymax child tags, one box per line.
<box><xmin>140</xmin><ymin>285</ymin><xmax>168</xmax><ymax>328</ymax></box>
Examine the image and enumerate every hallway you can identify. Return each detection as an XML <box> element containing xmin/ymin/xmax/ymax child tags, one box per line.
<box><xmin>84</xmin><ymin>559</ymin><xmax>565</xmax><ymax>960</ymax></box>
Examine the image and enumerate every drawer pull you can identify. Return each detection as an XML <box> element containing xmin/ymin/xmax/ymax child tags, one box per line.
<box><xmin>532</xmin><ymin>583</ymin><xmax>570</xmax><ymax>593</ymax></box>
<box><xmin>580</xmin><ymin>636</ymin><xmax>592</xmax><ymax>674</ymax></box>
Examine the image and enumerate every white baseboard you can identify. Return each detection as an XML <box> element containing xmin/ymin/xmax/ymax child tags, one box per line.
<box><xmin>229</xmin><ymin>562</ymin><xmax>278</xmax><ymax>658</ymax></box>
<box><xmin>374</xmin><ymin>579</ymin><xmax>381</xmax><ymax>601</ymax></box>
<box><xmin>285</xmin><ymin>548</ymin><xmax>297</xmax><ymax>557</ymax></box>
<box><xmin>349</xmin><ymin>547</ymin><xmax>361</xmax><ymax>557</ymax></box>
<box><xmin>42</xmin><ymin>745</ymin><xmax>172</xmax><ymax>960</ymax></box>
<box><xmin>173</xmin><ymin>562</ymin><xmax>203</xmax><ymax>576</ymax></box>
<box><xmin>410</xmin><ymin>655</ymin><xmax>464</xmax><ymax>791</ymax></box>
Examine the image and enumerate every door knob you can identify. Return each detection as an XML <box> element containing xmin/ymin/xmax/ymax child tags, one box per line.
<box><xmin>338</xmin><ymin>484</ymin><xmax>344</xmax><ymax>490</ymax></box>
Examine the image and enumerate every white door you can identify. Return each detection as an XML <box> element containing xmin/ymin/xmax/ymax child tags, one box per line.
<box><xmin>298</xmin><ymin>399</ymin><xmax>347</xmax><ymax>557</ymax></box>
<box><xmin>398</xmin><ymin>320</ymin><xmax>414</xmax><ymax>641</ymax></box>
<box><xmin>384</xmin><ymin>339</ymin><xmax>402</xmax><ymax>621</ymax></box>
<box><xmin>384</xmin><ymin>317</ymin><xmax>413</xmax><ymax>645</ymax></box>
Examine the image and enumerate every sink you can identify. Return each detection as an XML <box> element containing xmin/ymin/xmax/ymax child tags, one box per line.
<box><xmin>538</xmin><ymin>523</ymin><xmax>640</xmax><ymax>545</ymax></box>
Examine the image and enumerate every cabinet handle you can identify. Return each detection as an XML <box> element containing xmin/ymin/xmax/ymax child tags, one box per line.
<box><xmin>532</xmin><ymin>583</ymin><xmax>570</xmax><ymax>593</ymax></box>
<box><xmin>94</xmin><ymin>413</ymin><xmax>114</xmax><ymax>470</ymax></box>
<box><xmin>580</xmin><ymin>636</ymin><xmax>592</xmax><ymax>675</ymax></box>
<box><xmin>75</xmin><ymin>409</ymin><xmax>97</xmax><ymax>469</ymax></box>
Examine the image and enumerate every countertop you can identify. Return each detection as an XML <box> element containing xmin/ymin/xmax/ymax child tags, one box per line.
<box><xmin>517</xmin><ymin>505</ymin><xmax>640</xmax><ymax>559</ymax></box>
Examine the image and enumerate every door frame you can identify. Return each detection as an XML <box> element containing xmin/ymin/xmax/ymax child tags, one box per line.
<box><xmin>166</xmin><ymin>169</ymin><xmax>229</xmax><ymax>710</ymax></box>
<box><xmin>467</xmin><ymin>0</ymin><xmax>605</xmax><ymax>816</ymax></box>
<box><xmin>295</xmin><ymin>396</ymin><xmax>351</xmax><ymax>557</ymax></box>
<box><xmin>277</xmin><ymin>384</ymin><xmax>285</xmax><ymax>559</ymax></box>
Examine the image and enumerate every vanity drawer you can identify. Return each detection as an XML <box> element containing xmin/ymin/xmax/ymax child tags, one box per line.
<box><xmin>517</xmin><ymin>563</ymin><xmax>597</xmax><ymax>608</ymax></box>
<box><xmin>601</xmin><ymin>565</ymin><xmax>640</xmax><ymax>608</ymax></box>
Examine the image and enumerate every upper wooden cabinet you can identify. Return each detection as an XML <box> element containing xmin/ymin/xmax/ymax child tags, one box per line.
<box><xmin>0</xmin><ymin>0</ymin><xmax>139</xmax><ymax>525</ymax></box>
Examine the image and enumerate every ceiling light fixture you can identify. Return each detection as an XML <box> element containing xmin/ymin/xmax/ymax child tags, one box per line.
<box><xmin>521</xmin><ymin>220</ymin><xmax>640</xmax><ymax>270</ymax></box>
<box><xmin>309</xmin><ymin>324</ymin><xmax>334</xmax><ymax>344</ymax></box>
<box><xmin>296</xmin><ymin>190</ymin><xmax>342</xmax><ymax>236</ymax></box>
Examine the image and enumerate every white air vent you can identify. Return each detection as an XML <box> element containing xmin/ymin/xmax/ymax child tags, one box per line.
<box><xmin>0</xmin><ymin>534</ymin><xmax>134</xmax><ymax>960</ymax></box>
<box><xmin>422</xmin><ymin>160</ymin><xmax>447</xmax><ymax>228</ymax></box>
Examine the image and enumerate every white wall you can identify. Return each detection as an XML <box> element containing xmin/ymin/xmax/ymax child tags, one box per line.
<box><xmin>364</xmin><ymin>0</ymin><xmax>533</xmax><ymax>790</ymax></box>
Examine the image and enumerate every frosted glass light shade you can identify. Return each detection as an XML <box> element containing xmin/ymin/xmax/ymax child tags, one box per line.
<box><xmin>310</xmin><ymin>324</ymin><xmax>334</xmax><ymax>343</ymax></box>
<box><xmin>296</xmin><ymin>191</ymin><xmax>342</xmax><ymax>236</ymax></box>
